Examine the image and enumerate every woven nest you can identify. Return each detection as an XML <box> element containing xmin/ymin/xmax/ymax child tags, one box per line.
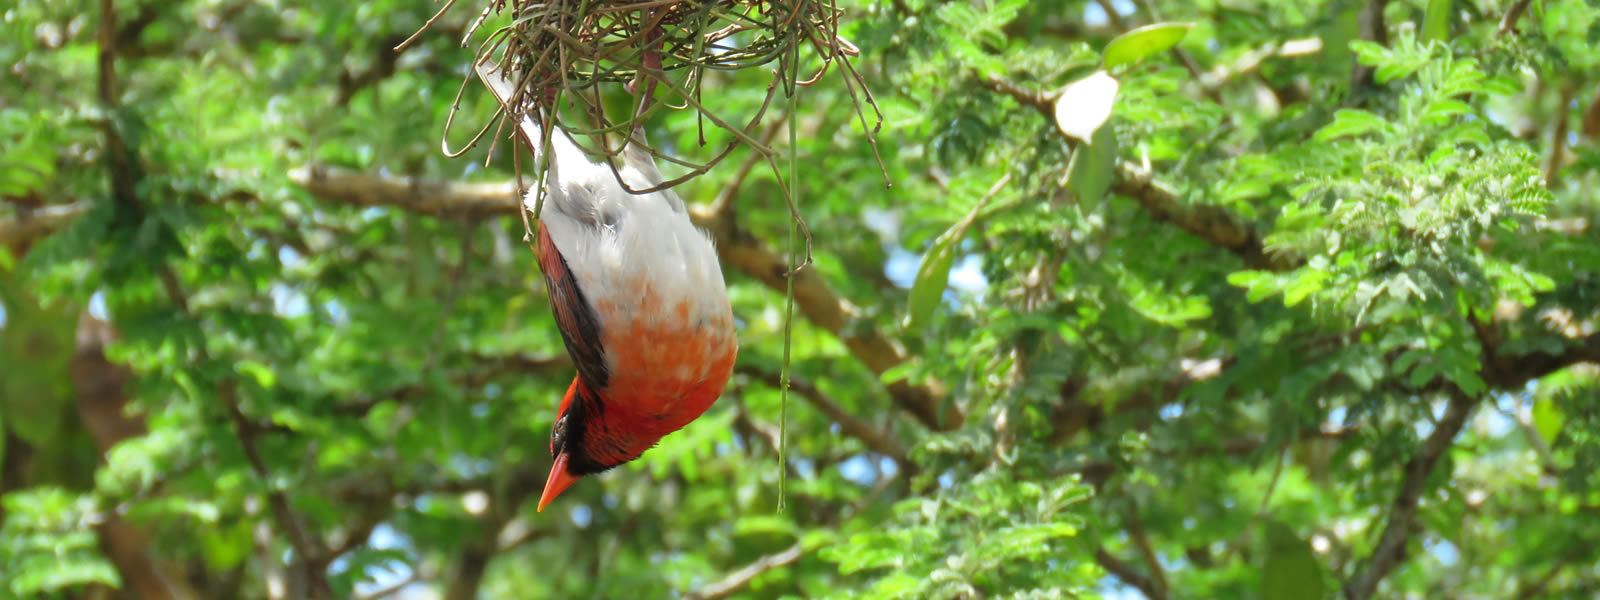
<box><xmin>405</xmin><ymin>0</ymin><xmax>881</xmax><ymax>191</ymax></box>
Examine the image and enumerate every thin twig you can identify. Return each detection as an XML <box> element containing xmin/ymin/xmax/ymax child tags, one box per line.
<box><xmin>1498</xmin><ymin>0</ymin><xmax>1535</xmax><ymax>37</ymax></box>
<box><xmin>709</xmin><ymin>117</ymin><xmax>787</xmax><ymax>217</ymax></box>
<box><xmin>684</xmin><ymin>543</ymin><xmax>803</xmax><ymax>600</ymax></box>
<box><xmin>1514</xmin><ymin>543</ymin><xmax>1593</xmax><ymax>598</ymax></box>
<box><xmin>1546</xmin><ymin>84</ymin><xmax>1574</xmax><ymax>189</ymax></box>
<box><xmin>394</xmin><ymin>0</ymin><xmax>460</xmax><ymax>52</ymax></box>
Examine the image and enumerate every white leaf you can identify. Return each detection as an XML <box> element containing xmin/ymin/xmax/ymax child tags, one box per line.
<box><xmin>1053</xmin><ymin>71</ymin><xmax>1119</xmax><ymax>143</ymax></box>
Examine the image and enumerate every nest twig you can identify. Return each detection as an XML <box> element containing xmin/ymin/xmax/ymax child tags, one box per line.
<box><xmin>402</xmin><ymin>0</ymin><xmax>886</xmax><ymax>193</ymax></box>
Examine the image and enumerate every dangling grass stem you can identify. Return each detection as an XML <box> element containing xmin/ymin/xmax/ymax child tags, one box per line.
<box><xmin>776</xmin><ymin>29</ymin><xmax>801</xmax><ymax>514</ymax></box>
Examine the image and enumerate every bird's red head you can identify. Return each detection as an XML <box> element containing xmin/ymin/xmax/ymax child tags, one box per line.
<box><xmin>537</xmin><ymin>376</ymin><xmax>656</xmax><ymax>512</ymax></box>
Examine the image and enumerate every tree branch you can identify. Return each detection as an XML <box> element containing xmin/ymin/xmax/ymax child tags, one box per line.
<box><xmin>1112</xmin><ymin>164</ymin><xmax>1292</xmax><ymax>270</ymax></box>
<box><xmin>685</xmin><ymin>543</ymin><xmax>803</xmax><ymax>600</ymax></box>
<box><xmin>1124</xmin><ymin>508</ymin><xmax>1169</xmax><ymax>596</ymax></box>
<box><xmin>1050</xmin><ymin>358</ymin><xmax>1230</xmax><ymax>445</ymax></box>
<box><xmin>1498</xmin><ymin>0</ymin><xmax>1535</xmax><ymax>37</ymax></box>
<box><xmin>442</xmin><ymin>546</ymin><xmax>493</xmax><ymax>600</ymax></box>
<box><xmin>69</xmin><ymin>312</ymin><xmax>204</xmax><ymax>600</ymax></box>
<box><xmin>1342</xmin><ymin>392</ymin><xmax>1477</xmax><ymax>600</ymax></box>
<box><xmin>1096</xmin><ymin>546</ymin><xmax>1168</xmax><ymax>600</ymax></box>
<box><xmin>1194</xmin><ymin>38</ymin><xmax>1324</xmax><ymax>95</ymax></box>
<box><xmin>1514</xmin><ymin>542</ymin><xmax>1595</xmax><ymax>598</ymax></box>
<box><xmin>287</xmin><ymin>165</ymin><xmax>523</xmax><ymax>217</ymax></box>
<box><xmin>977</xmin><ymin>74</ymin><xmax>1295</xmax><ymax>272</ymax></box>
<box><xmin>736</xmin><ymin>364</ymin><xmax>912</xmax><ymax>469</ymax></box>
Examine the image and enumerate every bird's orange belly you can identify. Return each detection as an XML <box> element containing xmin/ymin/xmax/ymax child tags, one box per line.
<box><xmin>592</xmin><ymin>281</ymin><xmax>737</xmax><ymax>432</ymax></box>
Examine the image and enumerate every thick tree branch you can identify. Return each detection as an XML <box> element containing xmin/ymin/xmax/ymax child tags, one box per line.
<box><xmin>72</xmin><ymin>312</ymin><xmax>203</xmax><ymax>600</ymax></box>
<box><xmin>685</xmin><ymin>543</ymin><xmax>803</xmax><ymax>600</ymax></box>
<box><xmin>1050</xmin><ymin>358</ymin><xmax>1229</xmax><ymax>445</ymax></box>
<box><xmin>287</xmin><ymin>165</ymin><xmax>523</xmax><ymax>217</ymax></box>
<box><xmin>1112</xmin><ymin>164</ymin><xmax>1292</xmax><ymax>270</ymax></box>
<box><xmin>0</xmin><ymin>202</ymin><xmax>92</xmax><ymax>249</ymax></box>
<box><xmin>1096</xmin><ymin>546</ymin><xmax>1168</xmax><ymax>600</ymax></box>
<box><xmin>1484</xmin><ymin>331</ymin><xmax>1600</xmax><ymax>388</ymax></box>
<box><xmin>1124</xmin><ymin>508</ymin><xmax>1169</xmax><ymax>596</ymax></box>
<box><xmin>442</xmin><ymin>546</ymin><xmax>493</xmax><ymax>600</ymax></box>
<box><xmin>1342</xmin><ymin>392</ymin><xmax>1477</xmax><ymax>600</ymax></box>
<box><xmin>1194</xmin><ymin>38</ymin><xmax>1324</xmax><ymax>94</ymax></box>
<box><xmin>695</xmin><ymin>206</ymin><xmax>956</xmax><ymax>429</ymax></box>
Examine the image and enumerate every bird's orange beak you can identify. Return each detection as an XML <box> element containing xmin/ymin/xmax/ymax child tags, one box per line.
<box><xmin>538</xmin><ymin>453</ymin><xmax>579</xmax><ymax>512</ymax></box>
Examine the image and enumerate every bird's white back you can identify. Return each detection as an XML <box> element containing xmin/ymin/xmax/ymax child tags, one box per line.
<box><xmin>524</xmin><ymin>120</ymin><xmax>731</xmax><ymax>340</ymax></box>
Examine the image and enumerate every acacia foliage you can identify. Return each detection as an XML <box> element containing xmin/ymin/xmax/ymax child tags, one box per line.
<box><xmin>2</xmin><ymin>0</ymin><xmax>1600</xmax><ymax>599</ymax></box>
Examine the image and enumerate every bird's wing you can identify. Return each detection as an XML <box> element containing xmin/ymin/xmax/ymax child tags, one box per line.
<box><xmin>535</xmin><ymin>219</ymin><xmax>611</xmax><ymax>389</ymax></box>
<box><xmin>478</xmin><ymin>61</ymin><xmax>613</xmax><ymax>386</ymax></box>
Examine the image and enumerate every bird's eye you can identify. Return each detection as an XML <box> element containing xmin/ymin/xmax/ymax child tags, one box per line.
<box><xmin>550</xmin><ymin>416</ymin><xmax>567</xmax><ymax>457</ymax></box>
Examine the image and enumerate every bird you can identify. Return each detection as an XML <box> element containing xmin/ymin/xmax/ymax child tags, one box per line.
<box><xmin>520</xmin><ymin>111</ymin><xmax>739</xmax><ymax>513</ymax></box>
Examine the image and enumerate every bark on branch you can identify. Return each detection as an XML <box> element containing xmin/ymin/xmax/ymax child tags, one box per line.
<box><xmin>1342</xmin><ymin>392</ymin><xmax>1477</xmax><ymax>600</ymax></box>
<box><xmin>0</xmin><ymin>201</ymin><xmax>91</xmax><ymax>249</ymax></box>
<box><xmin>74</xmin><ymin>313</ymin><xmax>203</xmax><ymax>600</ymax></box>
<box><xmin>1096</xmin><ymin>546</ymin><xmax>1168</xmax><ymax>600</ymax></box>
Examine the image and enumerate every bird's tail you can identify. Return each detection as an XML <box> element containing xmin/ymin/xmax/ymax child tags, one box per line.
<box><xmin>475</xmin><ymin>58</ymin><xmax>685</xmax><ymax>217</ymax></box>
<box><xmin>474</xmin><ymin>59</ymin><xmax>587</xmax><ymax>194</ymax></box>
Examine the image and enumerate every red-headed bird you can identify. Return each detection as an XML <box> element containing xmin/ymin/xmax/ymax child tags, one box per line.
<box><xmin>523</xmin><ymin>116</ymin><xmax>738</xmax><ymax>513</ymax></box>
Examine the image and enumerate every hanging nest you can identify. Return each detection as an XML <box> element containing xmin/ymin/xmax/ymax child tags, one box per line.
<box><xmin>401</xmin><ymin>0</ymin><xmax>884</xmax><ymax>192</ymax></box>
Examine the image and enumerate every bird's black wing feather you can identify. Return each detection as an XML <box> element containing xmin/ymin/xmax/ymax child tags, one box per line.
<box><xmin>535</xmin><ymin>220</ymin><xmax>610</xmax><ymax>390</ymax></box>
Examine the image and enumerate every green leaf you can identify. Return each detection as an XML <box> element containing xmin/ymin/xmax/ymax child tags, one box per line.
<box><xmin>236</xmin><ymin>359</ymin><xmax>277</xmax><ymax>389</ymax></box>
<box><xmin>1421</xmin><ymin>0</ymin><xmax>1453</xmax><ymax>43</ymax></box>
<box><xmin>1053</xmin><ymin>70</ymin><xmax>1119</xmax><ymax>142</ymax></box>
<box><xmin>1226</xmin><ymin>271</ymin><xmax>1269</xmax><ymax>287</ymax></box>
<box><xmin>1066</xmin><ymin>124</ymin><xmax>1118</xmax><ymax>203</ymax></box>
<box><xmin>905</xmin><ymin>179</ymin><xmax>997</xmax><ymax>331</ymax></box>
<box><xmin>1424</xmin><ymin>99</ymin><xmax>1472</xmax><ymax>122</ymax></box>
<box><xmin>1102</xmin><ymin>22</ymin><xmax>1195</xmax><ymax>70</ymax></box>
<box><xmin>1283</xmin><ymin>271</ymin><xmax>1328</xmax><ymax>307</ymax></box>
<box><xmin>1410</xmin><ymin>362</ymin><xmax>1440</xmax><ymax>389</ymax></box>
<box><xmin>1394</xmin><ymin>349</ymin><xmax>1427</xmax><ymax>374</ymax></box>
<box><xmin>1314</xmin><ymin>109</ymin><xmax>1391</xmax><ymax>141</ymax></box>
<box><xmin>1260</xmin><ymin>521</ymin><xmax>1327</xmax><ymax>600</ymax></box>
<box><xmin>906</xmin><ymin>236</ymin><xmax>960</xmax><ymax>332</ymax></box>
<box><xmin>879</xmin><ymin>360</ymin><xmax>919</xmax><ymax>385</ymax></box>
<box><xmin>1533</xmin><ymin>396</ymin><xmax>1565</xmax><ymax>443</ymax></box>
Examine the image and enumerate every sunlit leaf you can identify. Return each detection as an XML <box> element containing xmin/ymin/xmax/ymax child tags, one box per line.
<box><xmin>1260</xmin><ymin>521</ymin><xmax>1326</xmax><ymax>600</ymax></box>
<box><xmin>1053</xmin><ymin>70</ymin><xmax>1119</xmax><ymax>143</ymax></box>
<box><xmin>1102</xmin><ymin>22</ymin><xmax>1195</xmax><ymax>70</ymax></box>
<box><xmin>1533</xmin><ymin>396</ymin><xmax>1565</xmax><ymax>443</ymax></box>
